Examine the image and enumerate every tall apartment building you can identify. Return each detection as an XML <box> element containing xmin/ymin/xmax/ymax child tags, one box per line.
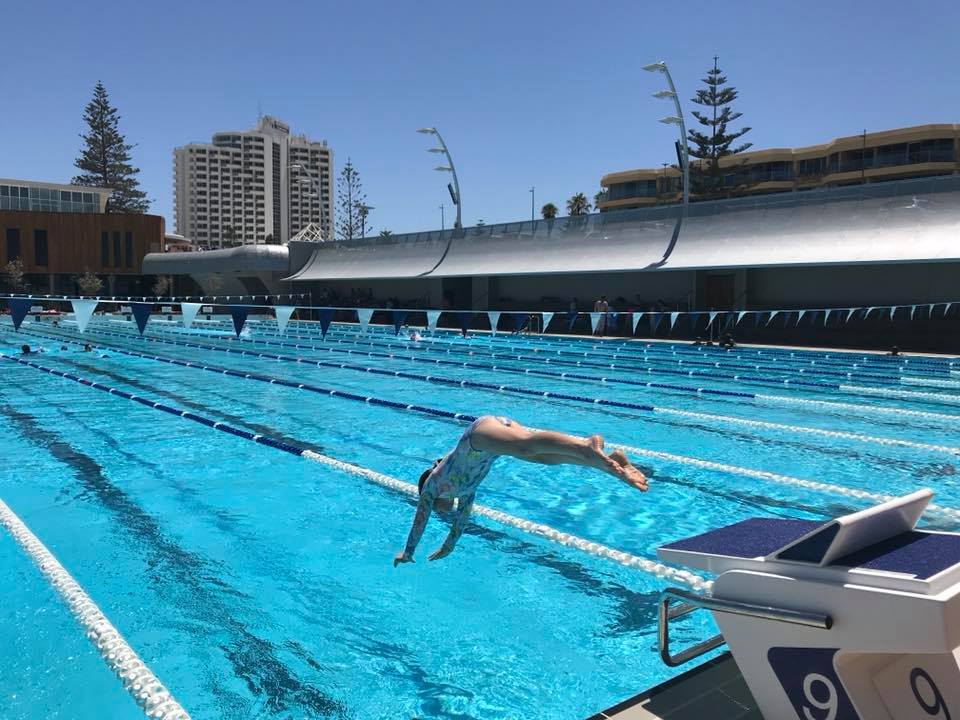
<box><xmin>173</xmin><ymin>116</ymin><xmax>333</xmax><ymax>248</ymax></box>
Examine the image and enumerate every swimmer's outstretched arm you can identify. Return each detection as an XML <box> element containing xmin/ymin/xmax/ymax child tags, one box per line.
<box><xmin>472</xmin><ymin>420</ymin><xmax>648</xmax><ymax>492</ymax></box>
<box><xmin>394</xmin><ymin>482</ymin><xmax>438</xmax><ymax>567</ymax></box>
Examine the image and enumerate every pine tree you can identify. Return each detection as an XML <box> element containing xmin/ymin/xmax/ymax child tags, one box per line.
<box><xmin>336</xmin><ymin>159</ymin><xmax>367</xmax><ymax>241</ymax></box>
<box><xmin>73</xmin><ymin>82</ymin><xmax>150</xmax><ymax>213</ymax></box>
<box><xmin>687</xmin><ymin>57</ymin><xmax>752</xmax><ymax>197</ymax></box>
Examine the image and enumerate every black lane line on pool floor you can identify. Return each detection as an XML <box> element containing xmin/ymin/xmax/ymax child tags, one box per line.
<box><xmin>0</xmin><ymin>387</ymin><xmax>347</xmax><ymax>717</ymax></box>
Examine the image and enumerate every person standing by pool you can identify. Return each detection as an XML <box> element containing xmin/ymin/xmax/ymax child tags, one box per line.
<box><xmin>394</xmin><ymin>417</ymin><xmax>647</xmax><ymax>566</ymax></box>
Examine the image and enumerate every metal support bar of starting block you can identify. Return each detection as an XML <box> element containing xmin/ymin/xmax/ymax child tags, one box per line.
<box><xmin>658</xmin><ymin>587</ymin><xmax>833</xmax><ymax>667</ymax></box>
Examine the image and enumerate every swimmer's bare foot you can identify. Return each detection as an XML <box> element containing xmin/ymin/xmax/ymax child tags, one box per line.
<box><xmin>589</xmin><ymin>434</ymin><xmax>605</xmax><ymax>453</ymax></box>
<box><xmin>609</xmin><ymin>449</ymin><xmax>648</xmax><ymax>492</ymax></box>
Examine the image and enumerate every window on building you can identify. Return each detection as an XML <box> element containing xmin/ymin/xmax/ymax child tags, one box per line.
<box><xmin>5</xmin><ymin>228</ymin><xmax>21</xmax><ymax>261</ymax></box>
<box><xmin>34</xmin><ymin>229</ymin><xmax>48</xmax><ymax>266</ymax></box>
<box><xmin>101</xmin><ymin>231</ymin><xmax>109</xmax><ymax>265</ymax></box>
<box><xmin>113</xmin><ymin>231</ymin><xmax>121</xmax><ymax>267</ymax></box>
<box><xmin>124</xmin><ymin>232</ymin><xmax>133</xmax><ymax>268</ymax></box>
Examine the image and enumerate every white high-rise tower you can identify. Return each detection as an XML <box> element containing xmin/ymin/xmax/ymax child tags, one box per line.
<box><xmin>173</xmin><ymin>116</ymin><xmax>333</xmax><ymax>248</ymax></box>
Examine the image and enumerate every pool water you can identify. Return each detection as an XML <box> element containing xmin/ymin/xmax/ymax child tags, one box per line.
<box><xmin>1</xmin><ymin>314</ymin><xmax>959</xmax><ymax>719</ymax></box>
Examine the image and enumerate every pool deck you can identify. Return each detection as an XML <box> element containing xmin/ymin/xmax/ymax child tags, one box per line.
<box><xmin>586</xmin><ymin>653</ymin><xmax>761</xmax><ymax>720</ymax></box>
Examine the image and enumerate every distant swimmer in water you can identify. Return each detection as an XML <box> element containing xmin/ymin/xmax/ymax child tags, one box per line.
<box><xmin>394</xmin><ymin>417</ymin><xmax>647</xmax><ymax>566</ymax></box>
<box><xmin>408</xmin><ymin>330</ymin><xmax>422</xmax><ymax>342</ymax></box>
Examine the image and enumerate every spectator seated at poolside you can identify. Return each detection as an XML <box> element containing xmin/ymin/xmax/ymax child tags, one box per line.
<box><xmin>889</xmin><ymin>346</ymin><xmax>901</xmax><ymax>356</ymax></box>
<box><xmin>719</xmin><ymin>332</ymin><xmax>736</xmax><ymax>349</ymax></box>
<box><xmin>395</xmin><ymin>417</ymin><xmax>647</xmax><ymax>566</ymax></box>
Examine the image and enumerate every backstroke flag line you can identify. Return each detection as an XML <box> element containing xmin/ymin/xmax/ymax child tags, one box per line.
<box><xmin>180</xmin><ymin>302</ymin><xmax>202</xmax><ymax>329</ymax></box>
<box><xmin>131</xmin><ymin>303</ymin><xmax>152</xmax><ymax>335</ymax></box>
<box><xmin>274</xmin><ymin>306</ymin><xmax>296</xmax><ymax>335</ymax></box>
<box><xmin>427</xmin><ymin>310</ymin><xmax>442</xmax><ymax>333</ymax></box>
<box><xmin>8</xmin><ymin>298</ymin><xmax>32</xmax><ymax>331</ymax></box>
<box><xmin>541</xmin><ymin>312</ymin><xmax>554</xmax><ymax>333</ymax></box>
<box><xmin>589</xmin><ymin>312</ymin><xmax>602</xmax><ymax>334</ymax></box>
<box><xmin>318</xmin><ymin>308</ymin><xmax>335</xmax><ymax>338</ymax></box>
<box><xmin>71</xmin><ymin>299</ymin><xmax>99</xmax><ymax>334</ymax></box>
<box><xmin>487</xmin><ymin>311</ymin><xmax>501</xmax><ymax>335</ymax></box>
<box><xmin>229</xmin><ymin>306</ymin><xmax>249</xmax><ymax>337</ymax></box>
<box><xmin>357</xmin><ymin>308</ymin><xmax>374</xmax><ymax>333</ymax></box>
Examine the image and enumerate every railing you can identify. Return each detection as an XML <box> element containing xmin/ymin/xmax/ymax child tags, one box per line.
<box><xmin>658</xmin><ymin>587</ymin><xmax>832</xmax><ymax>667</ymax></box>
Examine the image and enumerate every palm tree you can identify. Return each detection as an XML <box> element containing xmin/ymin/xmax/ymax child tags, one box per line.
<box><xmin>378</xmin><ymin>229</ymin><xmax>393</xmax><ymax>237</ymax></box>
<box><xmin>593</xmin><ymin>189</ymin><xmax>607</xmax><ymax>210</ymax></box>
<box><xmin>566</xmin><ymin>193</ymin><xmax>591</xmax><ymax>216</ymax></box>
<box><xmin>540</xmin><ymin>202</ymin><xmax>558</xmax><ymax>220</ymax></box>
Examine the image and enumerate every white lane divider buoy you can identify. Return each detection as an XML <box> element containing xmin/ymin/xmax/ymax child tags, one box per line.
<box><xmin>0</xmin><ymin>499</ymin><xmax>191</xmax><ymax>719</ymax></box>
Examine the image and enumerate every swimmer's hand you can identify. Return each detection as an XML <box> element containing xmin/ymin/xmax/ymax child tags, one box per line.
<box><xmin>393</xmin><ymin>551</ymin><xmax>414</xmax><ymax>568</ymax></box>
<box><xmin>428</xmin><ymin>545</ymin><xmax>454</xmax><ymax>562</ymax></box>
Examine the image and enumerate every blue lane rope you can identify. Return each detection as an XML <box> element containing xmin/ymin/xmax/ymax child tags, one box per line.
<box><xmin>24</xmin><ymin>326</ymin><xmax>960</xmax><ymax>458</ymax></box>
<box><xmin>0</xmin><ymin>352</ymin><xmax>713</xmax><ymax>591</ymax></box>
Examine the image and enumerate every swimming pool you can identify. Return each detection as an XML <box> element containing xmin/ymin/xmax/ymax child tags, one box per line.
<box><xmin>2</xmin><ymin>313</ymin><xmax>959</xmax><ymax>719</ymax></box>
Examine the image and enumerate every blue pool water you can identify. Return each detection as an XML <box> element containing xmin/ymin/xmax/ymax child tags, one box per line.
<box><xmin>1</xmin><ymin>314</ymin><xmax>959</xmax><ymax>719</ymax></box>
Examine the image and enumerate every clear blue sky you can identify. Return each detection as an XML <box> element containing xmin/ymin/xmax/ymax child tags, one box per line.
<box><xmin>2</xmin><ymin>0</ymin><xmax>957</xmax><ymax>235</ymax></box>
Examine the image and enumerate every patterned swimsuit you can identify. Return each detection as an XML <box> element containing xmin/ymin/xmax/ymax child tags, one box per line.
<box><xmin>402</xmin><ymin>416</ymin><xmax>511</xmax><ymax>557</ymax></box>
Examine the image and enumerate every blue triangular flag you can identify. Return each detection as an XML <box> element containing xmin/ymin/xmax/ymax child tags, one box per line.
<box><xmin>8</xmin><ymin>297</ymin><xmax>31</xmax><ymax>331</ymax></box>
<box><xmin>131</xmin><ymin>302</ymin><xmax>152</xmax><ymax>335</ymax></box>
<box><xmin>566</xmin><ymin>310</ymin><xmax>578</xmax><ymax>330</ymax></box>
<box><xmin>229</xmin><ymin>306</ymin><xmax>249</xmax><ymax>337</ymax></box>
<box><xmin>318</xmin><ymin>308</ymin><xmax>335</xmax><ymax>338</ymax></box>
<box><xmin>649</xmin><ymin>313</ymin><xmax>662</xmax><ymax>334</ymax></box>
<box><xmin>458</xmin><ymin>312</ymin><xmax>473</xmax><ymax>337</ymax></box>
<box><xmin>687</xmin><ymin>312</ymin><xmax>702</xmax><ymax>333</ymax></box>
<box><xmin>513</xmin><ymin>313</ymin><xmax>529</xmax><ymax>332</ymax></box>
<box><xmin>393</xmin><ymin>310</ymin><xmax>408</xmax><ymax>335</ymax></box>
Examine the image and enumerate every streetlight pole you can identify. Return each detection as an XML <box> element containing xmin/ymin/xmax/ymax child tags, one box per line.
<box><xmin>643</xmin><ymin>61</ymin><xmax>689</xmax><ymax>207</ymax></box>
<box><xmin>439</xmin><ymin>203</ymin><xmax>445</xmax><ymax>231</ymax></box>
<box><xmin>417</xmin><ymin>127</ymin><xmax>461</xmax><ymax>230</ymax></box>
<box><xmin>530</xmin><ymin>186</ymin><xmax>535</xmax><ymax>222</ymax></box>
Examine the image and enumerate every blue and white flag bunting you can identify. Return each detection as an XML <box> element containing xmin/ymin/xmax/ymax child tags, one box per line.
<box><xmin>632</xmin><ymin>312</ymin><xmax>644</xmax><ymax>333</ymax></box>
<box><xmin>737</xmin><ymin>311</ymin><xmax>747</xmax><ymax>324</ymax></box>
<box><xmin>131</xmin><ymin>303</ymin><xmax>152</xmax><ymax>335</ymax></box>
<box><xmin>274</xmin><ymin>306</ymin><xmax>296</xmax><ymax>335</ymax></box>
<box><xmin>512</xmin><ymin>313</ymin><xmax>529</xmax><ymax>332</ymax></box>
<box><xmin>357</xmin><ymin>308</ymin><xmax>374</xmax><ymax>333</ymax></box>
<box><xmin>71</xmin><ymin>299</ymin><xmax>99</xmax><ymax>334</ymax></box>
<box><xmin>7</xmin><ymin>297</ymin><xmax>31</xmax><ymax>331</ymax></box>
<box><xmin>766</xmin><ymin>310</ymin><xmax>780</xmax><ymax>326</ymax></box>
<box><xmin>669</xmin><ymin>312</ymin><xmax>680</xmax><ymax>330</ymax></box>
<box><xmin>797</xmin><ymin>310</ymin><xmax>807</xmax><ymax>324</ymax></box>
<box><xmin>180</xmin><ymin>302</ymin><xmax>202</xmax><ymax>329</ymax></box>
<box><xmin>427</xmin><ymin>310</ymin><xmax>442</xmax><ymax>333</ymax></box>
<box><xmin>846</xmin><ymin>308</ymin><xmax>857</xmax><ymax>323</ymax></box>
<box><xmin>708</xmin><ymin>311</ymin><xmax>718</xmax><ymax>327</ymax></box>
<box><xmin>541</xmin><ymin>312</ymin><xmax>554</xmax><ymax>333</ymax></box>
<box><xmin>229</xmin><ymin>306</ymin><xmax>249</xmax><ymax>337</ymax></box>
<box><xmin>487</xmin><ymin>311</ymin><xmax>502</xmax><ymax>334</ymax></box>
<box><xmin>589</xmin><ymin>312</ymin><xmax>602</xmax><ymax>334</ymax></box>
<box><xmin>318</xmin><ymin>308</ymin><xmax>335</xmax><ymax>338</ymax></box>
<box><xmin>457</xmin><ymin>312</ymin><xmax>473</xmax><ymax>337</ymax></box>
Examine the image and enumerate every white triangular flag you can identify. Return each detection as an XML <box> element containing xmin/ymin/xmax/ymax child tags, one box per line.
<box><xmin>357</xmin><ymin>308</ymin><xmax>373</xmax><ymax>333</ymax></box>
<box><xmin>824</xmin><ymin>309</ymin><xmax>832</xmax><ymax>324</ymax></box>
<box><xmin>487</xmin><ymin>311</ymin><xmax>501</xmax><ymax>335</ymax></box>
<box><xmin>888</xmin><ymin>306</ymin><xmax>896</xmax><ymax>321</ymax></box>
<box><xmin>945</xmin><ymin>303</ymin><xmax>953</xmax><ymax>316</ymax></box>
<box><xmin>274</xmin><ymin>305</ymin><xmax>296</xmax><ymax>334</ymax></box>
<box><xmin>846</xmin><ymin>308</ymin><xmax>857</xmax><ymax>322</ymax></box>
<box><xmin>669</xmin><ymin>312</ymin><xmax>680</xmax><ymax>330</ymax></box>
<box><xmin>910</xmin><ymin>305</ymin><xmax>917</xmax><ymax>320</ymax></box>
<box><xmin>708</xmin><ymin>311</ymin><xmax>718</xmax><ymax>326</ymax></box>
<box><xmin>633</xmin><ymin>312</ymin><xmax>645</xmax><ymax>333</ymax></box>
<box><xmin>766</xmin><ymin>310</ymin><xmax>780</xmax><ymax>326</ymax></box>
<box><xmin>181</xmin><ymin>302</ymin><xmax>201</xmax><ymax>329</ymax></box>
<box><xmin>589</xmin><ymin>312</ymin><xmax>602</xmax><ymax>333</ymax></box>
<box><xmin>541</xmin><ymin>312</ymin><xmax>554</xmax><ymax>333</ymax></box>
<box><xmin>71</xmin><ymin>299</ymin><xmax>98</xmax><ymax>334</ymax></box>
<box><xmin>866</xmin><ymin>306</ymin><xmax>876</xmax><ymax>317</ymax></box>
<box><xmin>427</xmin><ymin>310</ymin><xmax>442</xmax><ymax>333</ymax></box>
<box><xmin>797</xmin><ymin>310</ymin><xmax>807</xmax><ymax>324</ymax></box>
<box><xmin>737</xmin><ymin>311</ymin><xmax>747</xmax><ymax>324</ymax></box>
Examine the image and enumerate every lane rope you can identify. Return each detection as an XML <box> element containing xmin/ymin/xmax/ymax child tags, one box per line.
<box><xmin>0</xmin><ymin>498</ymin><xmax>191</xmax><ymax>719</ymax></box>
<box><xmin>0</xmin><ymin>353</ymin><xmax>713</xmax><ymax>592</ymax></box>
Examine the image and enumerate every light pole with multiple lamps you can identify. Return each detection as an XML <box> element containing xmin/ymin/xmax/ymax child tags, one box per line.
<box><xmin>417</xmin><ymin>127</ymin><xmax>462</xmax><ymax>230</ymax></box>
<box><xmin>642</xmin><ymin>61</ymin><xmax>690</xmax><ymax>207</ymax></box>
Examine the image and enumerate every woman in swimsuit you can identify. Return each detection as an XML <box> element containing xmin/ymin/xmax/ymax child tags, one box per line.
<box><xmin>394</xmin><ymin>416</ymin><xmax>647</xmax><ymax>566</ymax></box>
